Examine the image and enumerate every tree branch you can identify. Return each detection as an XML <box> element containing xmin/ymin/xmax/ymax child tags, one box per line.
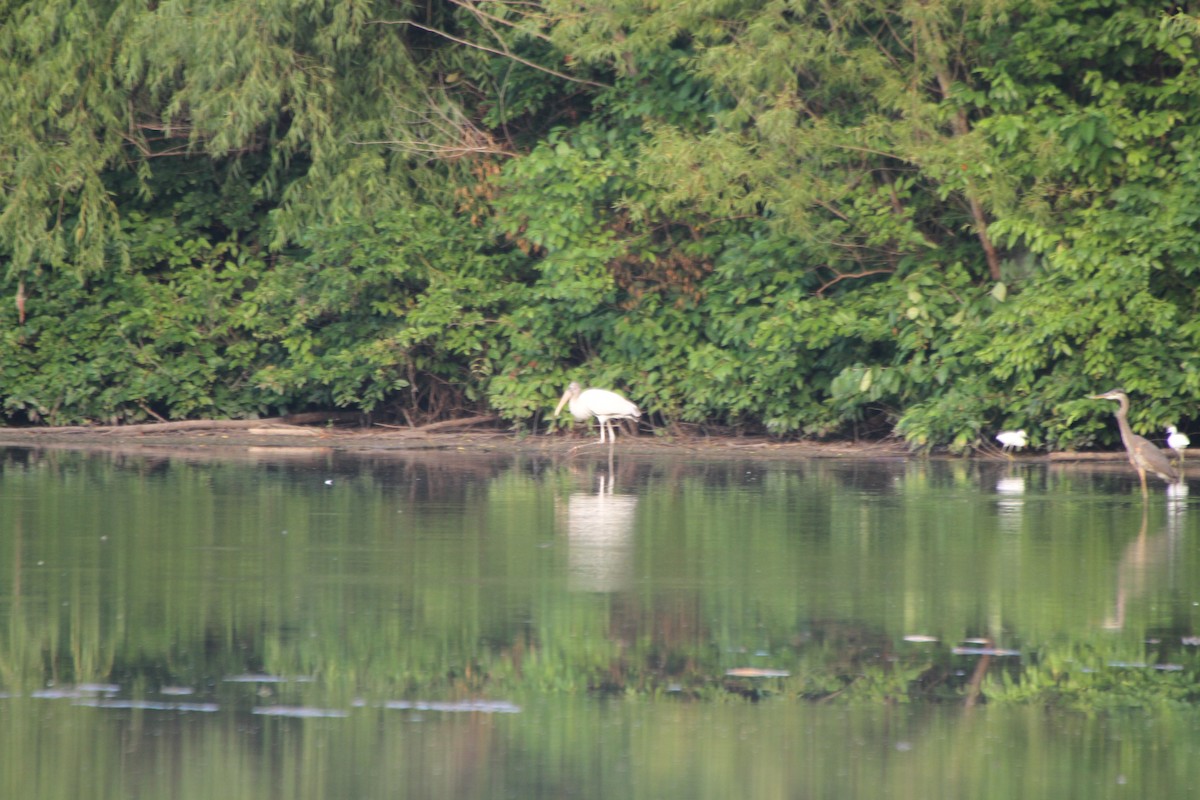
<box><xmin>815</xmin><ymin>268</ymin><xmax>895</xmax><ymax>296</ymax></box>
<box><xmin>370</xmin><ymin>18</ymin><xmax>610</xmax><ymax>89</ymax></box>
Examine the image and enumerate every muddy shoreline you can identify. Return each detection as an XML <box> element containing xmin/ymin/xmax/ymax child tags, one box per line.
<box><xmin>0</xmin><ymin>423</ymin><xmax>905</xmax><ymax>460</ymax></box>
<box><xmin>0</xmin><ymin>421</ymin><xmax>1130</xmax><ymax>464</ymax></box>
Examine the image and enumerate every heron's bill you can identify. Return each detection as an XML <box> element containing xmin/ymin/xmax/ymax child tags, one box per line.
<box><xmin>554</xmin><ymin>392</ymin><xmax>569</xmax><ymax>418</ymax></box>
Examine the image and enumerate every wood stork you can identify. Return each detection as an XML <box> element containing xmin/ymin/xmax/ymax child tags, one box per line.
<box><xmin>1089</xmin><ymin>390</ymin><xmax>1178</xmax><ymax>496</ymax></box>
<box><xmin>1167</xmin><ymin>425</ymin><xmax>1189</xmax><ymax>467</ymax></box>
<box><xmin>554</xmin><ymin>382</ymin><xmax>640</xmax><ymax>444</ymax></box>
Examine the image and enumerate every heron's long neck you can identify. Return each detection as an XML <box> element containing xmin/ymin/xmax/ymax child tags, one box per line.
<box><xmin>1113</xmin><ymin>397</ymin><xmax>1137</xmax><ymax>450</ymax></box>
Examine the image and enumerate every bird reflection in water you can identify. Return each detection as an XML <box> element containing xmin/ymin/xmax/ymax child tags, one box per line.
<box><xmin>566</xmin><ymin>472</ymin><xmax>638</xmax><ymax>593</ymax></box>
<box><xmin>1102</xmin><ymin>506</ymin><xmax>1181</xmax><ymax>632</ymax></box>
<box><xmin>998</xmin><ymin>479</ymin><xmax>1027</xmax><ymax>534</ymax></box>
<box><xmin>995</xmin><ymin>473</ymin><xmax>1026</xmax><ymax>532</ymax></box>
<box><xmin>1167</xmin><ymin>480</ymin><xmax>1188</xmax><ymax>503</ymax></box>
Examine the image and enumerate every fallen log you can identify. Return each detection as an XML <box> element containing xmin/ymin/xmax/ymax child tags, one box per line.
<box><xmin>374</xmin><ymin>415</ymin><xmax>500</xmax><ymax>433</ymax></box>
<box><xmin>6</xmin><ymin>412</ymin><xmax>363</xmax><ymax>435</ymax></box>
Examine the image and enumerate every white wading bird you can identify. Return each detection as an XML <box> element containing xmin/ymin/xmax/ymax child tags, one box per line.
<box><xmin>554</xmin><ymin>382</ymin><xmax>641</xmax><ymax>444</ymax></box>
<box><xmin>995</xmin><ymin>429</ymin><xmax>1028</xmax><ymax>454</ymax></box>
<box><xmin>1167</xmin><ymin>425</ymin><xmax>1190</xmax><ymax>467</ymax></box>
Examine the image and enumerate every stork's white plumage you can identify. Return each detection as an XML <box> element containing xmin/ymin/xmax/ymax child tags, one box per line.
<box><xmin>995</xmin><ymin>429</ymin><xmax>1027</xmax><ymax>453</ymax></box>
<box><xmin>554</xmin><ymin>382</ymin><xmax>640</xmax><ymax>444</ymax></box>
<box><xmin>1167</xmin><ymin>425</ymin><xmax>1189</xmax><ymax>466</ymax></box>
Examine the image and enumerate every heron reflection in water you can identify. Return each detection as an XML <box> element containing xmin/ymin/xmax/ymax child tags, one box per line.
<box><xmin>1088</xmin><ymin>390</ymin><xmax>1178</xmax><ymax>497</ymax></box>
<box><xmin>1102</xmin><ymin>506</ymin><xmax>1182</xmax><ymax>631</ymax></box>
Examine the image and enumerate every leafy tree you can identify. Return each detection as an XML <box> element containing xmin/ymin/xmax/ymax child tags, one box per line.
<box><xmin>5</xmin><ymin>0</ymin><xmax>1200</xmax><ymax>449</ymax></box>
<box><xmin>0</xmin><ymin>0</ymin><xmax>466</xmax><ymax>275</ymax></box>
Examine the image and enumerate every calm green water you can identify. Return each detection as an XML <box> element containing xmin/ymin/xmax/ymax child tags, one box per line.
<box><xmin>2</xmin><ymin>446</ymin><xmax>1200</xmax><ymax>798</ymax></box>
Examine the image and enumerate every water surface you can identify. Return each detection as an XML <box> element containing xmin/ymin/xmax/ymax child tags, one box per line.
<box><xmin>1</xmin><ymin>447</ymin><xmax>1198</xmax><ymax>798</ymax></box>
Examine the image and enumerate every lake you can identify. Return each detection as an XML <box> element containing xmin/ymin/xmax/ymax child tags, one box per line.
<box><xmin>2</xmin><ymin>445</ymin><xmax>1199</xmax><ymax>798</ymax></box>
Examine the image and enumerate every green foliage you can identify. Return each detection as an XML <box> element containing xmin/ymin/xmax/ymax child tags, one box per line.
<box><xmin>986</xmin><ymin>640</ymin><xmax>1200</xmax><ymax>712</ymax></box>
<box><xmin>5</xmin><ymin>0</ymin><xmax>1200</xmax><ymax>447</ymax></box>
<box><xmin>0</xmin><ymin>0</ymin><xmax>441</xmax><ymax>274</ymax></box>
<box><xmin>251</xmin><ymin>206</ymin><xmax>525</xmax><ymax>417</ymax></box>
<box><xmin>0</xmin><ymin>228</ymin><xmax>271</xmax><ymax>425</ymax></box>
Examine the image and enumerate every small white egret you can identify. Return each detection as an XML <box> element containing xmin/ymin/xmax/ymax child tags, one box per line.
<box><xmin>1090</xmin><ymin>390</ymin><xmax>1178</xmax><ymax>497</ymax></box>
<box><xmin>1167</xmin><ymin>425</ymin><xmax>1189</xmax><ymax>467</ymax></box>
<box><xmin>995</xmin><ymin>429</ymin><xmax>1027</xmax><ymax>454</ymax></box>
<box><xmin>554</xmin><ymin>382</ymin><xmax>641</xmax><ymax>444</ymax></box>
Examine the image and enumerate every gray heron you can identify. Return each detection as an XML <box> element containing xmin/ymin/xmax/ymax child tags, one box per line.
<box><xmin>1089</xmin><ymin>390</ymin><xmax>1178</xmax><ymax>496</ymax></box>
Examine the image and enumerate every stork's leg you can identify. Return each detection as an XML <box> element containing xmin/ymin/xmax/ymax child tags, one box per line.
<box><xmin>1138</xmin><ymin>469</ymin><xmax>1148</xmax><ymax>498</ymax></box>
<box><xmin>597</xmin><ymin>418</ymin><xmax>606</xmax><ymax>444</ymax></box>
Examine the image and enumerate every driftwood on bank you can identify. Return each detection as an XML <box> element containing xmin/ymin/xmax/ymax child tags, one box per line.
<box><xmin>1046</xmin><ymin>451</ymin><xmax>1133</xmax><ymax>461</ymax></box>
<box><xmin>372</xmin><ymin>414</ymin><xmax>500</xmax><ymax>433</ymax></box>
<box><xmin>9</xmin><ymin>411</ymin><xmax>365</xmax><ymax>435</ymax></box>
<box><xmin>2</xmin><ymin>412</ymin><xmax>505</xmax><ymax>436</ymax></box>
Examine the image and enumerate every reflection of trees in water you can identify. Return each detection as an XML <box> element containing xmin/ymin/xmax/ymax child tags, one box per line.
<box><xmin>9</xmin><ymin>447</ymin><xmax>1198</xmax><ymax>706</ymax></box>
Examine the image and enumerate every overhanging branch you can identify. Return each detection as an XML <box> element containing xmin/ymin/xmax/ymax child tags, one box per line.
<box><xmin>370</xmin><ymin>18</ymin><xmax>610</xmax><ymax>89</ymax></box>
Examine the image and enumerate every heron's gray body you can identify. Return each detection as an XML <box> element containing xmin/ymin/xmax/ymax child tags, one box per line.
<box><xmin>1090</xmin><ymin>390</ymin><xmax>1178</xmax><ymax>496</ymax></box>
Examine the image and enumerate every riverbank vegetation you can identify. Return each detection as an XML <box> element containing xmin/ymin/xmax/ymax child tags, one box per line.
<box><xmin>3</xmin><ymin>0</ymin><xmax>1200</xmax><ymax>451</ymax></box>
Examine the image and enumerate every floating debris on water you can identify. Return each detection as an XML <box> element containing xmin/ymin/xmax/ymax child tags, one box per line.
<box><xmin>382</xmin><ymin>699</ymin><xmax>522</xmax><ymax>714</ymax></box>
<box><xmin>951</xmin><ymin>647</ymin><xmax>1021</xmax><ymax>657</ymax></box>
<box><xmin>223</xmin><ymin>674</ymin><xmax>293</xmax><ymax>683</ymax></box>
<box><xmin>253</xmin><ymin>706</ymin><xmax>349</xmax><ymax>718</ymax></box>
<box><xmin>76</xmin><ymin>683</ymin><xmax>121</xmax><ymax>694</ymax></box>
<box><xmin>724</xmin><ymin>668</ymin><xmax>791</xmax><ymax>678</ymax></box>
<box><xmin>74</xmin><ymin>699</ymin><xmax>219</xmax><ymax>712</ymax></box>
<box><xmin>32</xmin><ymin>685</ymin><xmax>120</xmax><ymax>699</ymax></box>
<box><xmin>1106</xmin><ymin>661</ymin><xmax>1184</xmax><ymax>672</ymax></box>
<box><xmin>903</xmin><ymin>634</ymin><xmax>939</xmax><ymax>643</ymax></box>
<box><xmin>160</xmin><ymin>686</ymin><xmax>195</xmax><ymax>696</ymax></box>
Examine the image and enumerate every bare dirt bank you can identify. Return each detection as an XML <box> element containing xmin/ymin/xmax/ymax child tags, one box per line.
<box><xmin>0</xmin><ymin>419</ymin><xmax>915</xmax><ymax>460</ymax></box>
<box><xmin>0</xmin><ymin>418</ymin><xmax>1132</xmax><ymax>465</ymax></box>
